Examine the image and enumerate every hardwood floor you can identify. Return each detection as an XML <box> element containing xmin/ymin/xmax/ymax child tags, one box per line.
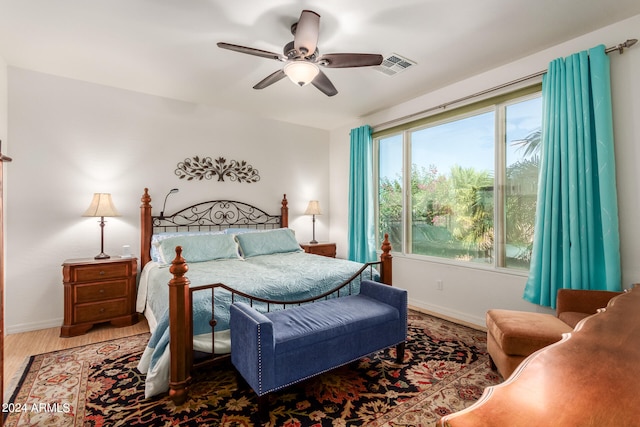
<box><xmin>3</xmin><ymin>316</ymin><xmax>150</xmax><ymax>394</ymax></box>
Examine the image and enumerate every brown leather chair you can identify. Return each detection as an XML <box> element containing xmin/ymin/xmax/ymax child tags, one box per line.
<box><xmin>486</xmin><ymin>288</ymin><xmax>622</xmax><ymax>379</ymax></box>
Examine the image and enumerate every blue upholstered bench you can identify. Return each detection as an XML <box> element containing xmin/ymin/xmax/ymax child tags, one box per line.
<box><xmin>230</xmin><ymin>280</ymin><xmax>408</xmax><ymax>419</ymax></box>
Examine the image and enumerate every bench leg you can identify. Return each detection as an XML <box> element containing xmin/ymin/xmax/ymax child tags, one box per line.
<box><xmin>257</xmin><ymin>394</ymin><xmax>269</xmax><ymax>422</ymax></box>
<box><xmin>395</xmin><ymin>342</ymin><xmax>405</xmax><ymax>363</ymax></box>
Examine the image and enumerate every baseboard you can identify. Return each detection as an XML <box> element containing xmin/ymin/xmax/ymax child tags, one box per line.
<box><xmin>408</xmin><ymin>298</ymin><xmax>486</xmax><ymax>331</ymax></box>
<box><xmin>6</xmin><ymin>318</ymin><xmax>63</xmax><ymax>334</ymax></box>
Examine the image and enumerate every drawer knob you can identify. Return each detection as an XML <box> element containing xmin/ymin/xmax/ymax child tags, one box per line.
<box><xmin>100</xmin><ymin>308</ymin><xmax>105</xmax><ymax>313</ymax></box>
<box><xmin>99</xmin><ymin>271</ymin><xmax>106</xmax><ymax>275</ymax></box>
<box><xmin>99</xmin><ymin>289</ymin><xmax>105</xmax><ymax>293</ymax></box>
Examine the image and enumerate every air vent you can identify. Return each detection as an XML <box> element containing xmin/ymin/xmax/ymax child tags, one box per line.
<box><xmin>375</xmin><ymin>53</ymin><xmax>416</xmax><ymax>76</ymax></box>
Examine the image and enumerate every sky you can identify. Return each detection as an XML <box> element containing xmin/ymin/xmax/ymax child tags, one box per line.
<box><xmin>379</xmin><ymin>95</ymin><xmax>542</xmax><ymax>180</ymax></box>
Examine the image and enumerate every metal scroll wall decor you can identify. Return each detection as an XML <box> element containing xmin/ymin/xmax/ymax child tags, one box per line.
<box><xmin>175</xmin><ymin>156</ymin><xmax>260</xmax><ymax>183</ymax></box>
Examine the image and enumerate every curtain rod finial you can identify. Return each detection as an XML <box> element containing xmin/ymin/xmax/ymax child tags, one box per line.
<box><xmin>618</xmin><ymin>38</ymin><xmax>637</xmax><ymax>54</ymax></box>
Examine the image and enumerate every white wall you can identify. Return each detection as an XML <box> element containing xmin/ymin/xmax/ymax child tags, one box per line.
<box><xmin>5</xmin><ymin>68</ymin><xmax>330</xmax><ymax>332</ymax></box>
<box><xmin>330</xmin><ymin>14</ymin><xmax>640</xmax><ymax>326</ymax></box>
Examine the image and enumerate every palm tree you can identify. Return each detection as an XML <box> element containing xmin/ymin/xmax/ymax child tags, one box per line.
<box><xmin>511</xmin><ymin>129</ymin><xmax>541</xmax><ymax>158</ymax></box>
<box><xmin>505</xmin><ymin>127</ymin><xmax>541</xmax><ymax>265</ymax></box>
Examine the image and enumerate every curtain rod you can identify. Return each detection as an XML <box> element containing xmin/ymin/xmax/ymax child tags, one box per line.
<box><xmin>374</xmin><ymin>38</ymin><xmax>637</xmax><ymax>131</ymax></box>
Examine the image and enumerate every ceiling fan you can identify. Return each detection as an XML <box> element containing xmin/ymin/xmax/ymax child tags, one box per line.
<box><xmin>217</xmin><ymin>10</ymin><xmax>383</xmax><ymax>97</ymax></box>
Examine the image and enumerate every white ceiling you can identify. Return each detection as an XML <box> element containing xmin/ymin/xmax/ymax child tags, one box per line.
<box><xmin>1</xmin><ymin>0</ymin><xmax>639</xmax><ymax>130</ymax></box>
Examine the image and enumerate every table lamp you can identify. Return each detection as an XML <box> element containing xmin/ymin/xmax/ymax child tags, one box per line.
<box><xmin>83</xmin><ymin>193</ymin><xmax>121</xmax><ymax>259</ymax></box>
<box><xmin>304</xmin><ymin>200</ymin><xmax>322</xmax><ymax>244</ymax></box>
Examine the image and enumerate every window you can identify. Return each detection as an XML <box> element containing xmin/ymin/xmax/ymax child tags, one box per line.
<box><xmin>375</xmin><ymin>87</ymin><xmax>542</xmax><ymax>270</ymax></box>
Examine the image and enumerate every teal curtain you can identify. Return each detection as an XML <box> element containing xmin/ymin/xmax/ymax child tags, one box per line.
<box><xmin>348</xmin><ymin>125</ymin><xmax>376</xmax><ymax>262</ymax></box>
<box><xmin>523</xmin><ymin>45</ymin><xmax>621</xmax><ymax>308</ymax></box>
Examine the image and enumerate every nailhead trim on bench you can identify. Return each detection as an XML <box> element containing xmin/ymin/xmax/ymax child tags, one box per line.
<box><xmin>257</xmin><ymin>339</ymin><xmax>407</xmax><ymax>396</ymax></box>
<box><xmin>257</xmin><ymin>323</ymin><xmax>263</xmax><ymax>395</ymax></box>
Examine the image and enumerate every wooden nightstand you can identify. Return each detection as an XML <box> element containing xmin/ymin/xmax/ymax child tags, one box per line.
<box><xmin>300</xmin><ymin>242</ymin><xmax>337</xmax><ymax>258</ymax></box>
<box><xmin>61</xmin><ymin>256</ymin><xmax>138</xmax><ymax>337</ymax></box>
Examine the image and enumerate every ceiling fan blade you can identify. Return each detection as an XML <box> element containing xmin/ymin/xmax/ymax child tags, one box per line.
<box><xmin>318</xmin><ymin>53</ymin><xmax>383</xmax><ymax>68</ymax></box>
<box><xmin>253</xmin><ymin>69</ymin><xmax>286</xmax><ymax>90</ymax></box>
<box><xmin>311</xmin><ymin>70</ymin><xmax>338</xmax><ymax>97</ymax></box>
<box><xmin>217</xmin><ymin>42</ymin><xmax>285</xmax><ymax>61</ymax></box>
<box><xmin>294</xmin><ymin>10</ymin><xmax>320</xmax><ymax>57</ymax></box>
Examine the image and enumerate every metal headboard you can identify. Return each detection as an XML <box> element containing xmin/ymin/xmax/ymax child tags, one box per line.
<box><xmin>152</xmin><ymin>200</ymin><xmax>283</xmax><ymax>234</ymax></box>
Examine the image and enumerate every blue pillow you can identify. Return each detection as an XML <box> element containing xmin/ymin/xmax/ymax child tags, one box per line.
<box><xmin>157</xmin><ymin>233</ymin><xmax>241</xmax><ymax>264</ymax></box>
<box><xmin>150</xmin><ymin>230</ymin><xmax>224</xmax><ymax>263</ymax></box>
<box><xmin>235</xmin><ymin>228</ymin><xmax>302</xmax><ymax>258</ymax></box>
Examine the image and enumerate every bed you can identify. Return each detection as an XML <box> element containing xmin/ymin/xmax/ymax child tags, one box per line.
<box><xmin>135</xmin><ymin>189</ymin><xmax>393</xmax><ymax>403</ymax></box>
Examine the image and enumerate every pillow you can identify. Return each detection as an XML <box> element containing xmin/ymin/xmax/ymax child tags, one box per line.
<box><xmin>150</xmin><ymin>230</ymin><xmax>223</xmax><ymax>263</ymax></box>
<box><xmin>157</xmin><ymin>233</ymin><xmax>241</xmax><ymax>264</ymax></box>
<box><xmin>235</xmin><ymin>228</ymin><xmax>302</xmax><ymax>258</ymax></box>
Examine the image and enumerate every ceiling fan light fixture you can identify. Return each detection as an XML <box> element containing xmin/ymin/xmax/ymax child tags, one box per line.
<box><xmin>217</xmin><ymin>9</ymin><xmax>383</xmax><ymax>96</ymax></box>
<box><xmin>283</xmin><ymin>61</ymin><xmax>319</xmax><ymax>86</ymax></box>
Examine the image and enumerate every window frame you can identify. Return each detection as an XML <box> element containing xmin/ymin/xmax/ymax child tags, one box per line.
<box><xmin>373</xmin><ymin>84</ymin><xmax>542</xmax><ymax>271</ymax></box>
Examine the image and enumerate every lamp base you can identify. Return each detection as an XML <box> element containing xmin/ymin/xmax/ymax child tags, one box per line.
<box><xmin>309</xmin><ymin>240</ymin><xmax>318</xmax><ymax>244</ymax></box>
<box><xmin>94</xmin><ymin>252</ymin><xmax>111</xmax><ymax>260</ymax></box>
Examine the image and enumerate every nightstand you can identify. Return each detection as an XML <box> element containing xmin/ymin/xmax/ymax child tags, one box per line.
<box><xmin>300</xmin><ymin>242</ymin><xmax>337</xmax><ymax>258</ymax></box>
<box><xmin>60</xmin><ymin>256</ymin><xmax>138</xmax><ymax>337</ymax></box>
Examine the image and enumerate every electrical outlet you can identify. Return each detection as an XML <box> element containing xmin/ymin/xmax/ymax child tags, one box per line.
<box><xmin>436</xmin><ymin>280</ymin><xmax>444</xmax><ymax>291</ymax></box>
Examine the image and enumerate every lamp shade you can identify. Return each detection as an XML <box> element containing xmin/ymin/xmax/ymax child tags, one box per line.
<box><xmin>304</xmin><ymin>200</ymin><xmax>322</xmax><ymax>216</ymax></box>
<box><xmin>284</xmin><ymin>61</ymin><xmax>320</xmax><ymax>86</ymax></box>
<box><xmin>82</xmin><ymin>193</ymin><xmax>120</xmax><ymax>217</ymax></box>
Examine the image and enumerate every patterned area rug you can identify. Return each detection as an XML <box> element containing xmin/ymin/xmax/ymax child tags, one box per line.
<box><xmin>4</xmin><ymin>311</ymin><xmax>502</xmax><ymax>426</ymax></box>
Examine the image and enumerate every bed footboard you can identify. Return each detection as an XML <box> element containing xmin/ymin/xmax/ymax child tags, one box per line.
<box><xmin>166</xmin><ymin>236</ymin><xmax>393</xmax><ymax>404</ymax></box>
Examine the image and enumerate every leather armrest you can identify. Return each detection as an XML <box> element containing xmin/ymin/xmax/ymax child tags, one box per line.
<box><xmin>556</xmin><ymin>289</ymin><xmax>622</xmax><ymax>316</ymax></box>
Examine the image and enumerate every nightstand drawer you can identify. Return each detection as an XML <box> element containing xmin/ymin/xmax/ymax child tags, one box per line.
<box><xmin>73</xmin><ymin>263</ymin><xmax>129</xmax><ymax>282</ymax></box>
<box><xmin>300</xmin><ymin>243</ymin><xmax>337</xmax><ymax>258</ymax></box>
<box><xmin>311</xmin><ymin>245</ymin><xmax>336</xmax><ymax>257</ymax></box>
<box><xmin>75</xmin><ymin>299</ymin><xmax>129</xmax><ymax>323</ymax></box>
<box><xmin>75</xmin><ymin>280</ymin><xmax>128</xmax><ymax>303</ymax></box>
